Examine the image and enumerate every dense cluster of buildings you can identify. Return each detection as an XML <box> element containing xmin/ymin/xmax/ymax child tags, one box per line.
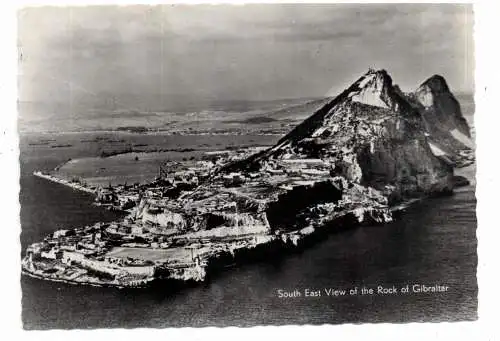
<box><xmin>26</xmin><ymin>143</ymin><xmax>353</xmax><ymax>287</ymax></box>
<box><xmin>92</xmin><ymin>147</ymin><xmax>269</xmax><ymax>211</ymax></box>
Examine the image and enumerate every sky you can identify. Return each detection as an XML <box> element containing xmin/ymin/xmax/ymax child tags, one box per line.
<box><xmin>18</xmin><ymin>4</ymin><xmax>474</xmax><ymax>113</ymax></box>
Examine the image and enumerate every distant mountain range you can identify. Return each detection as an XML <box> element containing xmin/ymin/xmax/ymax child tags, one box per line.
<box><xmin>17</xmin><ymin>83</ymin><xmax>473</xmax><ymax>134</ymax></box>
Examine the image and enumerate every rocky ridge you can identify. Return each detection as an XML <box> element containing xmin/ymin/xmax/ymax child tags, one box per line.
<box><xmin>224</xmin><ymin>69</ymin><xmax>465</xmax><ymax>202</ymax></box>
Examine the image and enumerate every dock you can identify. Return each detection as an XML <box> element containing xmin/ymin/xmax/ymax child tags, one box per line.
<box><xmin>33</xmin><ymin>171</ymin><xmax>97</xmax><ymax>195</ymax></box>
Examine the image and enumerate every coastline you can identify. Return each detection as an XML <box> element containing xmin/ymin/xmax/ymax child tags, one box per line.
<box><xmin>25</xmin><ymin>154</ymin><xmax>475</xmax><ymax>289</ymax></box>
<box><xmin>21</xmin><ymin>70</ymin><xmax>476</xmax><ymax>291</ymax></box>
<box><xmin>24</xmin><ymin>165</ymin><xmax>475</xmax><ymax>290</ymax></box>
<box><xmin>20</xmin><ymin>193</ymin><xmax>438</xmax><ymax>289</ymax></box>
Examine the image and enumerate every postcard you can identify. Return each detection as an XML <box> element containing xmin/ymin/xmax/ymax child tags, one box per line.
<box><xmin>16</xmin><ymin>3</ymin><xmax>478</xmax><ymax>330</ymax></box>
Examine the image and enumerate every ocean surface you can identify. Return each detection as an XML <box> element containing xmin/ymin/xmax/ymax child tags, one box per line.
<box><xmin>20</xmin><ymin>132</ymin><xmax>477</xmax><ymax>329</ymax></box>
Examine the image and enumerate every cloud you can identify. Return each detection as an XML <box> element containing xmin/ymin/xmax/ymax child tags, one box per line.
<box><xmin>18</xmin><ymin>3</ymin><xmax>474</xmax><ymax>108</ymax></box>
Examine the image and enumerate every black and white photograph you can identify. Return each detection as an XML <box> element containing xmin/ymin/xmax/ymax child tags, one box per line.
<box><xmin>16</xmin><ymin>3</ymin><xmax>477</xmax><ymax>329</ymax></box>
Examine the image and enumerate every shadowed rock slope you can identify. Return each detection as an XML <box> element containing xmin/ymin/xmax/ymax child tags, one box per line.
<box><xmin>406</xmin><ymin>75</ymin><xmax>474</xmax><ymax>166</ymax></box>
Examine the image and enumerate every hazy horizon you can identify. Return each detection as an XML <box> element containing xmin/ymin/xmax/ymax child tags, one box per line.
<box><xmin>18</xmin><ymin>4</ymin><xmax>474</xmax><ymax>120</ymax></box>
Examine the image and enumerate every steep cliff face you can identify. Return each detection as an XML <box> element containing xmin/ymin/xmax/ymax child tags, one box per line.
<box><xmin>413</xmin><ymin>75</ymin><xmax>471</xmax><ymax>137</ymax></box>
<box><xmin>406</xmin><ymin>75</ymin><xmax>474</xmax><ymax>166</ymax></box>
<box><xmin>229</xmin><ymin>69</ymin><xmax>454</xmax><ymax>202</ymax></box>
<box><xmin>135</xmin><ymin>198</ymin><xmax>187</xmax><ymax>230</ymax></box>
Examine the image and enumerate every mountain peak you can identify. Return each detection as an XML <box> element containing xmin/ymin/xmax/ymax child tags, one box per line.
<box><xmin>222</xmin><ymin>68</ymin><xmax>472</xmax><ymax>176</ymax></box>
<box><xmin>418</xmin><ymin>74</ymin><xmax>451</xmax><ymax>94</ymax></box>
<box><xmin>356</xmin><ymin>68</ymin><xmax>392</xmax><ymax>89</ymax></box>
<box><xmin>347</xmin><ymin>68</ymin><xmax>406</xmax><ymax>111</ymax></box>
<box><xmin>413</xmin><ymin>74</ymin><xmax>472</xmax><ymax>139</ymax></box>
<box><xmin>364</xmin><ymin>67</ymin><xmax>389</xmax><ymax>77</ymax></box>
